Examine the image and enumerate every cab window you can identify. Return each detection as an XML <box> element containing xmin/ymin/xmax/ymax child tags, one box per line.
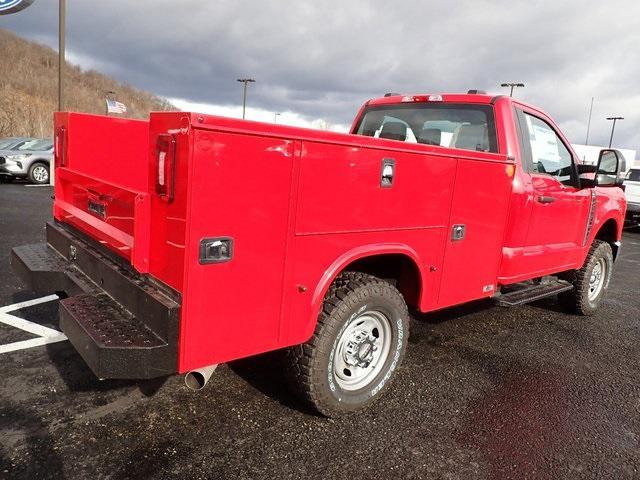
<box><xmin>519</xmin><ymin>111</ymin><xmax>574</xmax><ymax>185</ymax></box>
<box><xmin>355</xmin><ymin>103</ymin><xmax>498</xmax><ymax>153</ymax></box>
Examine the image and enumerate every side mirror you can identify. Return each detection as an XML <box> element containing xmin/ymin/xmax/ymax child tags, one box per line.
<box><xmin>595</xmin><ymin>149</ymin><xmax>624</xmax><ymax>187</ymax></box>
<box><xmin>581</xmin><ymin>149</ymin><xmax>625</xmax><ymax>188</ymax></box>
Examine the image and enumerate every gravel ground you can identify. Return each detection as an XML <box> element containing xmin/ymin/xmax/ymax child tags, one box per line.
<box><xmin>0</xmin><ymin>183</ymin><xmax>639</xmax><ymax>480</ymax></box>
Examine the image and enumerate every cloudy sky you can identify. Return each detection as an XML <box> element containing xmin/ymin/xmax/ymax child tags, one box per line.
<box><xmin>2</xmin><ymin>0</ymin><xmax>639</xmax><ymax>150</ymax></box>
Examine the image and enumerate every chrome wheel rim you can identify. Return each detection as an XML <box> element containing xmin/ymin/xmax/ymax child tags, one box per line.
<box><xmin>333</xmin><ymin>309</ymin><xmax>392</xmax><ymax>391</ymax></box>
<box><xmin>33</xmin><ymin>166</ymin><xmax>48</xmax><ymax>183</ymax></box>
<box><xmin>588</xmin><ymin>258</ymin><xmax>606</xmax><ymax>301</ymax></box>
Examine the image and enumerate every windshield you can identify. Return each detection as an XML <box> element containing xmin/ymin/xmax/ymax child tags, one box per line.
<box><xmin>355</xmin><ymin>103</ymin><xmax>498</xmax><ymax>153</ymax></box>
<box><xmin>0</xmin><ymin>138</ymin><xmax>19</xmax><ymax>150</ymax></box>
<box><xmin>17</xmin><ymin>139</ymin><xmax>53</xmax><ymax>151</ymax></box>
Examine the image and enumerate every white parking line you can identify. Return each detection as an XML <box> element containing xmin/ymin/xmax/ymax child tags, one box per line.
<box><xmin>0</xmin><ymin>294</ymin><xmax>60</xmax><ymax>314</ymax></box>
<box><xmin>0</xmin><ymin>336</ymin><xmax>67</xmax><ymax>354</ymax></box>
<box><xmin>0</xmin><ymin>294</ymin><xmax>67</xmax><ymax>354</ymax></box>
<box><xmin>0</xmin><ymin>312</ymin><xmax>64</xmax><ymax>338</ymax></box>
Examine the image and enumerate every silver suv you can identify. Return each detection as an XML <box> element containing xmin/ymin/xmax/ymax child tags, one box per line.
<box><xmin>0</xmin><ymin>138</ymin><xmax>53</xmax><ymax>184</ymax></box>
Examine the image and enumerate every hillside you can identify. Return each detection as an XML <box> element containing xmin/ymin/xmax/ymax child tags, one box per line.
<box><xmin>0</xmin><ymin>28</ymin><xmax>174</xmax><ymax>138</ymax></box>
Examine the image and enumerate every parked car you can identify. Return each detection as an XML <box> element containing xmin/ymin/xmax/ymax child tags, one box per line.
<box><xmin>0</xmin><ymin>136</ymin><xmax>31</xmax><ymax>151</ymax></box>
<box><xmin>0</xmin><ymin>137</ymin><xmax>53</xmax><ymax>184</ymax></box>
<box><xmin>624</xmin><ymin>167</ymin><xmax>640</xmax><ymax>226</ymax></box>
<box><xmin>13</xmin><ymin>92</ymin><xmax>626</xmax><ymax>416</ymax></box>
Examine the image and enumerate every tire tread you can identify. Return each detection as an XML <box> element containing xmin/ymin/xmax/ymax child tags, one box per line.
<box><xmin>559</xmin><ymin>240</ymin><xmax>613</xmax><ymax>315</ymax></box>
<box><xmin>284</xmin><ymin>271</ymin><xmax>408</xmax><ymax>416</ymax></box>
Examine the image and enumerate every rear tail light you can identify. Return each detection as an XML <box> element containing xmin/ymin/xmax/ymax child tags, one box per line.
<box><xmin>55</xmin><ymin>126</ymin><xmax>66</xmax><ymax>167</ymax></box>
<box><xmin>156</xmin><ymin>134</ymin><xmax>176</xmax><ymax>203</ymax></box>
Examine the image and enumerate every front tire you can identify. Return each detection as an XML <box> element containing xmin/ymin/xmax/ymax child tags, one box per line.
<box><xmin>28</xmin><ymin>162</ymin><xmax>49</xmax><ymax>184</ymax></box>
<box><xmin>559</xmin><ymin>240</ymin><xmax>614</xmax><ymax>315</ymax></box>
<box><xmin>285</xmin><ymin>272</ymin><xmax>410</xmax><ymax>417</ymax></box>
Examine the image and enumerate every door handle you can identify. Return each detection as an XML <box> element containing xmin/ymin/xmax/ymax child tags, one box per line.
<box><xmin>537</xmin><ymin>195</ymin><xmax>556</xmax><ymax>204</ymax></box>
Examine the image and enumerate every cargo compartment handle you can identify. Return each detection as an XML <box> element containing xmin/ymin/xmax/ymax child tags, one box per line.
<box><xmin>156</xmin><ymin>134</ymin><xmax>176</xmax><ymax>203</ymax></box>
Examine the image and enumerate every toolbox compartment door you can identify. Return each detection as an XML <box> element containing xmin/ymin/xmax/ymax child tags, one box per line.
<box><xmin>178</xmin><ymin>128</ymin><xmax>296</xmax><ymax>371</ymax></box>
<box><xmin>436</xmin><ymin>157</ymin><xmax>514</xmax><ymax>308</ymax></box>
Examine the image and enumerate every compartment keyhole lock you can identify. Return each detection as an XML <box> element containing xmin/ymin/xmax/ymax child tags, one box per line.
<box><xmin>451</xmin><ymin>224</ymin><xmax>466</xmax><ymax>241</ymax></box>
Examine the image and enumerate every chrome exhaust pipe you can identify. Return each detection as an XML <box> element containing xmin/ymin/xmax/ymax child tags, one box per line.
<box><xmin>184</xmin><ymin>364</ymin><xmax>218</xmax><ymax>391</ymax></box>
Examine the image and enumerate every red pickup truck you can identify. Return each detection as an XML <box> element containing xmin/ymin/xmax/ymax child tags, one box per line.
<box><xmin>13</xmin><ymin>91</ymin><xmax>626</xmax><ymax>416</ymax></box>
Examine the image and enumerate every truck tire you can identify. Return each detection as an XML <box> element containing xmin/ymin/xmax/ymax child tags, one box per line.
<box><xmin>559</xmin><ymin>240</ymin><xmax>614</xmax><ymax>315</ymax></box>
<box><xmin>28</xmin><ymin>162</ymin><xmax>49</xmax><ymax>184</ymax></box>
<box><xmin>285</xmin><ymin>271</ymin><xmax>410</xmax><ymax>417</ymax></box>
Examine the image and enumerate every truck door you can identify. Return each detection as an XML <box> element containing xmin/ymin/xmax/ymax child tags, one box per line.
<box><xmin>514</xmin><ymin>107</ymin><xmax>590</xmax><ymax>273</ymax></box>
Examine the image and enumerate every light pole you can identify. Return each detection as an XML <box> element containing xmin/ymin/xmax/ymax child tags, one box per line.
<box><xmin>58</xmin><ymin>0</ymin><xmax>66</xmax><ymax>112</ymax></box>
<box><xmin>606</xmin><ymin>116</ymin><xmax>624</xmax><ymax>148</ymax></box>
<box><xmin>500</xmin><ymin>82</ymin><xmax>525</xmax><ymax>97</ymax></box>
<box><xmin>236</xmin><ymin>78</ymin><xmax>255</xmax><ymax>119</ymax></box>
<box><xmin>274</xmin><ymin>112</ymin><xmax>281</xmax><ymax>124</ymax></box>
<box><xmin>585</xmin><ymin>97</ymin><xmax>594</xmax><ymax>145</ymax></box>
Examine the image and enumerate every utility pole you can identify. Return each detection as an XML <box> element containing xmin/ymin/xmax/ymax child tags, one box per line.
<box><xmin>585</xmin><ymin>97</ymin><xmax>594</xmax><ymax>145</ymax></box>
<box><xmin>58</xmin><ymin>0</ymin><xmax>66</xmax><ymax>112</ymax></box>
<box><xmin>500</xmin><ymin>82</ymin><xmax>525</xmax><ymax>97</ymax></box>
<box><xmin>606</xmin><ymin>116</ymin><xmax>624</xmax><ymax>148</ymax></box>
<box><xmin>236</xmin><ymin>78</ymin><xmax>256</xmax><ymax>119</ymax></box>
<box><xmin>274</xmin><ymin>112</ymin><xmax>281</xmax><ymax>124</ymax></box>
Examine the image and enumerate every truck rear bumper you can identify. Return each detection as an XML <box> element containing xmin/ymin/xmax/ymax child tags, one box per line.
<box><xmin>11</xmin><ymin>221</ymin><xmax>180</xmax><ymax>379</ymax></box>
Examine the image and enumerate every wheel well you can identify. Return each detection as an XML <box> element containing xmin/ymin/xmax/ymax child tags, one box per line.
<box><xmin>344</xmin><ymin>254</ymin><xmax>421</xmax><ymax>308</ymax></box>
<box><xmin>595</xmin><ymin>219</ymin><xmax>619</xmax><ymax>258</ymax></box>
<box><xmin>30</xmin><ymin>159</ymin><xmax>50</xmax><ymax>167</ymax></box>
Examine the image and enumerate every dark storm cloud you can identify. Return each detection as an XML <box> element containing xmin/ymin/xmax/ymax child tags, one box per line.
<box><xmin>3</xmin><ymin>0</ymin><xmax>639</xmax><ymax>150</ymax></box>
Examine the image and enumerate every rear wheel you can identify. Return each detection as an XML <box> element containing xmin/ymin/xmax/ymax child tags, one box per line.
<box><xmin>28</xmin><ymin>163</ymin><xmax>49</xmax><ymax>184</ymax></box>
<box><xmin>559</xmin><ymin>240</ymin><xmax>613</xmax><ymax>315</ymax></box>
<box><xmin>285</xmin><ymin>272</ymin><xmax>410</xmax><ymax>417</ymax></box>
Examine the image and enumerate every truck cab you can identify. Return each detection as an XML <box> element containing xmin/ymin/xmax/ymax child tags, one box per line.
<box><xmin>12</xmin><ymin>91</ymin><xmax>626</xmax><ymax>416</ymax></box>
<box><xmin>351</xmin><ymin>92</ymin><xmax>625</xmax><ymax>305</ymax></box>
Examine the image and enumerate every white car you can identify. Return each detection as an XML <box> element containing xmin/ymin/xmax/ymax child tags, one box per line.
<box><xmin>625</xmin><ymin>168</ymin><xmax>640</xmax><ymax>226</ymax></box>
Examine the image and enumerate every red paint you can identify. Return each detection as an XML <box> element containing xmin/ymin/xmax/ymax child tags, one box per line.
<box><xmin>52</xmin><ymin>93</ymin><xmax>626</xmax><ymax>374</ymax></box>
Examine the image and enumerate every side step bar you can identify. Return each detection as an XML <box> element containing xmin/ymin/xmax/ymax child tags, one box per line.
<box><xmin>495</xmin><ymin>279</ymin><xmax>574</xmax><ymax>307</ymax></box>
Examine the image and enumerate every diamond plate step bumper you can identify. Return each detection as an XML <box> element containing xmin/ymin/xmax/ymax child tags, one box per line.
<box><xmin>11</xmin><ymin>221</ymin><xmax>180</xmax><ymax>379</ymax></box>
<box><xmin>60</xmin><ymin>293</ymin><xmax>171</xmax><ymax>379</ymax></box>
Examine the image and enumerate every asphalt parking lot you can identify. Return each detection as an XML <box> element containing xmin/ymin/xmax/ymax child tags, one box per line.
<box><xmin>1</xmin><ymin>183</ymin><xmax>639</xmax><ymax>480</ymax></box>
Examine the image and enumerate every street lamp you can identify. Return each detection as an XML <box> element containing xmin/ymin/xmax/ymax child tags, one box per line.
<box><xmin>606</xmin><ymin>116</ymin><xmax>624</xmax><ymax>148</ymax></box>
<box><xmin>274</xmin><ymin>112</ymin><xmax>281</xmax><ymax>124</ymax></box>
<box><xmin>58</xmin><ymin>0</ymin><xmax>66</xmax><ymax>112</ymax></box>
<box><xmin>236</xmin><ymin>78</ymin><xmax>256</xmax><ymax>119</ymax></box>
<box><xmin>500</xmin><ymin>82</ymin><xmax>525</xmax><ymax>97</ymax></box>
